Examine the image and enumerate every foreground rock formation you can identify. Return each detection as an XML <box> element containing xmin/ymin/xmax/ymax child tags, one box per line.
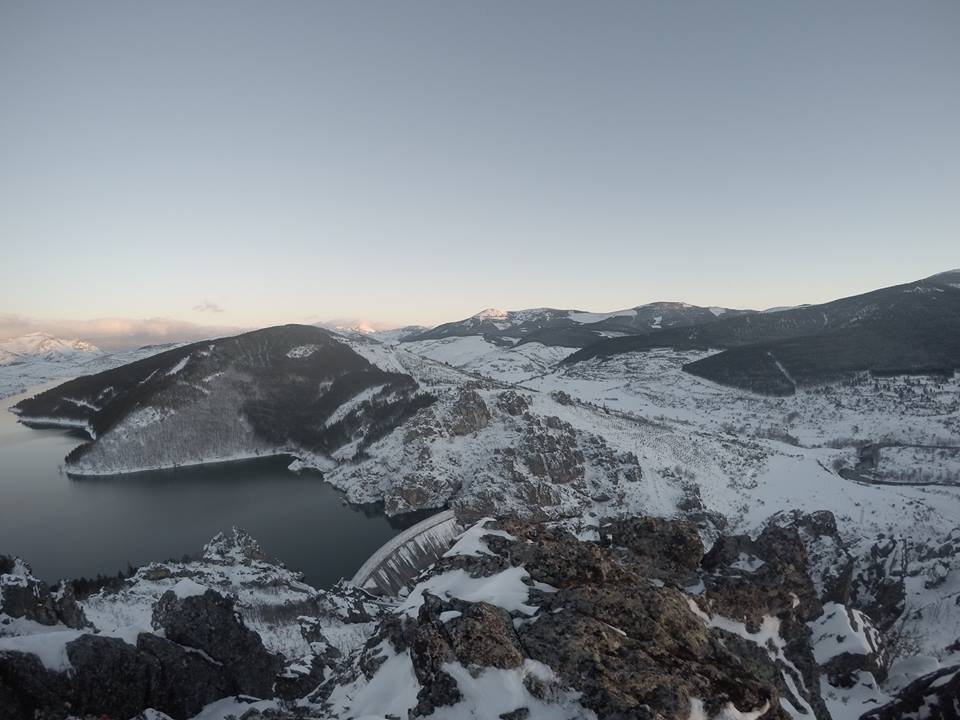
<box><xmin>2</xmin><ymin>512</ymin><xmax>959</xmax><ymax>720</ymax></box>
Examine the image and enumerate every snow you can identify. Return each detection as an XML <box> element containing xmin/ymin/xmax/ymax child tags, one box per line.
<box><xmin>729</xmin><ymin>553</ymin><xmax>766</xmax><ymax>572</ymax></box>
<box><xmin>568</xmin><ymin>308</ymin><xmax>636</xmax><ymax>324</ymax></box>
<box><xmin>0</xmin><ymin>332</ymin><xmax>100</xmax><ymax>365</ymax></box>
<box><xmin>324</xmin><ymin>642</ymin><xmax>421</xmax><ymax>719</ymax></box>
<box><xmin>810</xmin><ymin>602</ymin><xmax>881</xmax><ymax>664</ymax></box>
<box><xmin>170</xmin><ymin>578</ymin><xmax>209</xmax><ymax>599</ymax></box>
<box><xmin>187</xmin><ymin>696</ymin><xmax>280</xmax><ymax>720</ymax></box>
<box><xmin>403</xmin><ymin>336</ymin><xmax>575</xmax><ymax>384</ymax></box>
<box><xmin>399</xmin><ymin>566</ymin><xmax>540</xmax><ymax>618</ymax></box>
<box><xmin>0</xmin><ymin>629</ymin><xmax>84</xmax><ymax>671</ymax></box>
<box><xmin>429</xmin><ymin>660</ymin><xmax>597</xmax><ymax>720</ymax></box>
<box><xmin>443</xmin><ymin>518</ymin><xmax>516</xmax><ymax>558</ymax></box>
<box><xmin>286</xmin><ymin>344</ymin><xmax>320</xmax><ymax>359</ymax></box>
<box><xmin>472</xmin><ymin>308</ymin><xmax>510</xmax><ymax>322</ymax></box>
<box><xmin>165</xmin><ymin>355</ymin><xmax>191</xmax><ymax>376</ymax></box>
<box><xmin>0</xmin><ymin>343</ymin><xmax>180</xmax><ymax>400</ymax></box>
<box><xmin>324</xmin><ymin>383</ymin><xmax>387</xmax><ymax>427</ymax></box>
<box><xmin>688</xmin><ymin>698</ymin><xmax>770</xmax><ymax>720</ymax></box>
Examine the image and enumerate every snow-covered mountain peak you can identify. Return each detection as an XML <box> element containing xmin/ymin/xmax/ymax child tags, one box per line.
<box><xmin>0</xmin><ymin>332</ymin><xmax>101</xmax><ymax>364</ymax></box>
<box><xmin>471</xmin><ymin>308</ymin><xmax>510</xmax><ymax>321</ymax></box>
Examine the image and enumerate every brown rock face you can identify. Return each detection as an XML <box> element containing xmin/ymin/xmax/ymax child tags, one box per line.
<box><xmin>396</xmin><ymin>520</ymin><xmax>810</xmax><ymax>720</ymax></box>
<box><xmin>449</xmin><ymin>389</ymin><xmax>491</xmax><ymax>436</ymax></box>
<box><xmin>602</xmin><ymin>516</ymin><xmax>704</xmax><ymax>583</ymax></box>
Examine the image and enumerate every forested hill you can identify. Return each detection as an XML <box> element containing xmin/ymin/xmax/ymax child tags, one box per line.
<box><xmin>14</xmin><ymin>324</ymin><xmax>433</xmax><ymax>475</ymax></box>
<box><xmin>562</xmin><ymin>270</ymin><xmax>960</xmax><ymax>394</ymax></box>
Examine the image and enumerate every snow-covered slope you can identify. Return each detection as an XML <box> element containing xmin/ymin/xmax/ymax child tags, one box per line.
<box><xmin>0</xmin><ymin>341</ymin><xmax>181</xmax><ymax>400</ymax></box>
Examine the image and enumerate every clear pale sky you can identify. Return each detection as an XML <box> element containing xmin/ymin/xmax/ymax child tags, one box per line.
<box><xmin>1</xmin><ymin>1</ymin><xmax>958</xmax><ymax>330</ymax></box>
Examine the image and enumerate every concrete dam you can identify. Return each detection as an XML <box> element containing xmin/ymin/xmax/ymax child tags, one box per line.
<box><xmin>350</xmin><ymin>509</ymin><xmax>463</xmax><ymax>596</ymax></box>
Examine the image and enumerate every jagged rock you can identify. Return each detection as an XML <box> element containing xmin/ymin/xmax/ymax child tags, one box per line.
<box><xmin>702</xmin><ymin>522</ymin><xmax>822</xmax><ymax>626</ymax></box>
<box><xmin>409</xmin><ymin>596</ymin><xmax>461</xmax><ymax>716</ymax></box>
<box><xmin>135</xmin><ymin>633</ymin><xmax>233</xmax><ymax>716</ymax></box>
<box><xmin>152</xmin><ymin>588</ymin><xmax>283</xmax><ymax>698</ymax></box>
<box><xmin>406</xmin><ymin>593</ymin><xmax>525</xmax><ymax>716</ymax></box>
<box><xmin>850</xmin><ymin>536</ymin><xmax>908</xmax><ymax>633</ymax></box>
<box><xmin>0</xmin><ymin>633</ymin><xmax>234</xmax><ymax>720</ymax></box>
<box><xmin>788</xmin><ymin>511</ymin><xmax>855</xmax><ymax>605</ymax></box>
<box><xmin>0</xmin><ymin>650</ymin><xmax>72</xmax><ymax>720</ymax></box>
<box><xmin>0</xmin><ymin>556</ymin><xmax>89</xmax><ymax>630</ymax></box>
<box><xmin>861</xmin><ymin>665</ymin><xmax>960</xmax><ymax>719</ymax></box>
<box><xmin>443</xmin><ymin>601</ymin><xmax>524</xmax><ymax>670</ymax></box>
<box><xmin>202</xmin><ymin>526</ymin><xmax>269</xmax><ymax>564</ymax></box>
<box><xmin>420</xmin><ymin>520</ymin><xmax>815</xmax><ymax>719</ymax></box>
<box><xmin>67</xmin><ymin>635</ymin><xmax>160</xmax><ymax>718</ymax></box>
<box><xmin>502</xmin><ymin>418</ymin><xmax>585</xmax><ymax>487</ymax></box>
<box><xmin>602</xmin><ymin>516</ymin><xmax>704</xmax><ymax>583</ymax></box>
<box><xmin>448</xmin><ymin>389</ymin><xmax>490</xmax><ymax>435</ymax></box>
<box><xmin>496</xmin><ymin>390</ymin><xmax>530</xmax><ymax>416</ymax></box>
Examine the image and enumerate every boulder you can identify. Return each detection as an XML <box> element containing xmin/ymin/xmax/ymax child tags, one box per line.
<box><xmin>449</xmin><ymin>389</ymin><xmax>490</xmax><ymax>435</ymax></box>
<box><xmin>152</xmin><ymin>588</ymin><xmax>283</xmax><ymax>698</ymax></box>
<box><xmin>0</xmin><ymin>555</ymin><xmax>89</xmax><ymax>629</ymax></box>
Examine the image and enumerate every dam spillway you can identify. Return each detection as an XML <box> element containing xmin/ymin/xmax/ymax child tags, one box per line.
<box><xmin>350</xmin><ymin>509</ymin><xmax>463</xmax><ymax>596</ymax></box>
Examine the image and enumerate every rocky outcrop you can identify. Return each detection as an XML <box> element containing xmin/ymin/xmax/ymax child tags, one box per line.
<box><xmin>0</xmin><ymin>527</ymin><xmax>377</xmax><ymax>720</ymax></box>
<box><xmin>702</xmin><ymin>522</ymin><xmax>822</xmax><ymax>625</ymax></box>
<box><xmin>861</xmin><ymin>665</ymin><xmax>960</xmax><ymax>719</ymax></box>
<box><xmin>601</xmin><ymin>516</ymin><xmax>703</xmax><ymax>584</ymax></box>
<box><xmin>0</xmin><ymin>633</ymin><xmax>233</xmax><ymax>720</ymax></box>
<box><xmin>339</xmin><ymin>518</ymin><xmax>840</xmax><ymax>719</ymax></box>
<box><xmin>0</xmin><ymin>556</ymin><xmax>89</xmax><ymax>630</ymax></box>
<box><xmin>3</xmin><ymin>514</ymin><xmax>952</xmax><ymax>720</ymax></box>
<box><xmin>152</xmin><ymin>588</ymin><xmax>283</xmax><ymax>698</ymax></box>
<box><xmin>496</xmin><ymin>390</ymin><xmax>530</xmax><ymax>416</ymax></box>
<box><xmin>448</xmin><ymin>388</ymin><xmax>490</xmax><ymax>435</ymax></box>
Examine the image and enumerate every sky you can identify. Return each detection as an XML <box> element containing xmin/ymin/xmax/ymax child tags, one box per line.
<box><xmin>1</xmin><ymin>0</ymin><xmax>958</xmax><ymax>334</ymax></box>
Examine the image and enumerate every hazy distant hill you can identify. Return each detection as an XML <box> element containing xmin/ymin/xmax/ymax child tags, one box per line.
<box><xmin>564</xmin><ymin>270</ymin><xmax>960</xmax><ymax>394</ymax></box>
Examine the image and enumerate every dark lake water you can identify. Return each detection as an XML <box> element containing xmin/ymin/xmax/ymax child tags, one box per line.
<box><xmin>0</xmin><ymin>383</ymin><xmax>417</xmax><ymax>588</ymax></box>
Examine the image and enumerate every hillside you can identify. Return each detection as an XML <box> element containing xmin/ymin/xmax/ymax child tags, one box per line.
<box><xmin>564</xmin><ymin>272</ymin><xmax>960</xmax><ymax>394</ymax></box>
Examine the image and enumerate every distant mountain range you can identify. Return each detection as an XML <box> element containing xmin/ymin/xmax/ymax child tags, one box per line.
<box><xmin>0</xmin><ymin>332</ymin><xmax>100</xmax><ymax>365</ymax></box>
<box><xmin>401</xmin><ymin>303</ymin><xmax>755</xmax><ymax>347</ymax></box>
<box><xmin>7</xmin><ymin>270</ymin><xmax>959</xmax><ymax>401</ymax></box>
<box><xmin>563</xmin><ymin>269</ymin><xmax>960</xmax><ymax>394</ymax></box>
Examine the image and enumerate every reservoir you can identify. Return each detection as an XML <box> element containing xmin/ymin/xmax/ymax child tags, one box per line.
<box><xmin>0</xmin><ymin>384</ymin><xmax>417</xmax><ymax>588</ymax></box>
